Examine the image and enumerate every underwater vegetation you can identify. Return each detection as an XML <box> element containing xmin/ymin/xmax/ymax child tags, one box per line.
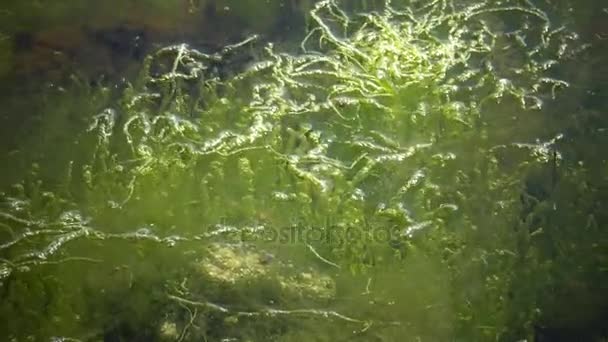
<box><xmin>0</xmin><ymin>0</ymin><xmax>607</xmax><ymax>341</ymax></box>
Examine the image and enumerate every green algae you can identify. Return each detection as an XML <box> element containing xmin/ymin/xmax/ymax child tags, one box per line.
<box><xmin>1</xmin><ymin>0</ymin><xmax>607</xmax><ymax>341</ymax></box>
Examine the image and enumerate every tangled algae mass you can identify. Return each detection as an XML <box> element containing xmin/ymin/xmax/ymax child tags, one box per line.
<box><xmin>0</xmin><ymin>0</ymin><xmax>600</xmax><ymax>341</ymax></box>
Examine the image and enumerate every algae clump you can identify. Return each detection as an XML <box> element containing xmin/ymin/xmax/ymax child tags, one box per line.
<box><xmin>0</xmin><ymin>0</ymin><xmax>603</xmax><ymax>341</ymax></box>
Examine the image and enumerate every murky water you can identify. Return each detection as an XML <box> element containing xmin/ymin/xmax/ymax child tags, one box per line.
<box><xmin>1</xmin><ymin>1</ymin><xmax>607</xmax><ymax>341</ymax></box>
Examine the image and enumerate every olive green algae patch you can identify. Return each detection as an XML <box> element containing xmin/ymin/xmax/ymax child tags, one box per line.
<box><xmin>195</xmin><ymin>243</ymin><xmax>336</xmax><ymax>301</ymax></box>
<box><xmin>278</xmin><ymin>271</ymin><xmax>335</xmax><ymax>301</ymax></box>
<box><xmin>1</xmin><ymin>0</ymin><xmax>606</xmax><ymax>341</ymax></box>
<box><xmin>0</xmin><ymin>35</ymin><xmax>12</xmax><ymax>79</ymax></box>
<box><xmin>198</xmin><ymin>243</ymin><xmax>270</xmax><ymax>284</ymax></box>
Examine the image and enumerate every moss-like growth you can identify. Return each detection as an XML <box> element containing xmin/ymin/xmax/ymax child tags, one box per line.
<box><xmin>1</xmin><ymin>0</ymin><xmax>605</xmax><ymax>341</ymax></box>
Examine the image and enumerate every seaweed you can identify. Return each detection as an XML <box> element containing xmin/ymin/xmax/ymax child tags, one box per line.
<box><xmin>1</xmin><ymin>0</ymin><xmax>606</xmax><ymax>341</ymax></box>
